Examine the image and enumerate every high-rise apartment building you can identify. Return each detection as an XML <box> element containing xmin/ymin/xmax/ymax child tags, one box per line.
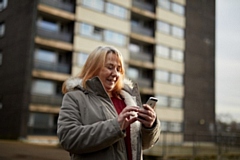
<box><xmin>0</xmin><ymin>0</ymin><xmax>215</xmax><ymax>157</ymax></box>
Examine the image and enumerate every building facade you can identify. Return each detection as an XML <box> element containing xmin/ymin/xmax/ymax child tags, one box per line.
<box><xmin>0</xmin><ymin>0</ymin><xmax>215</xmax><ymax>156</ymax></box>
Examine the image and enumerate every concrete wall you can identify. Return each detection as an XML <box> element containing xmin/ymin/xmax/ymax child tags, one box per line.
<box><xmin>184</xmin><ymin>0</ymin><xmax>216</xmax><ymax>141</ymax></box>
<box><xmin>0</xmin><ymin>0</ymin><xmax>38</xmax><ymax>139</ymax></box>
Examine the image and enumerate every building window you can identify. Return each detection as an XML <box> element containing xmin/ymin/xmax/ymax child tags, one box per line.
<box><xmin>170</xmin><ymin>73</ymin><xmax>183</xmax><ymax>85</ymax></box>
<box><xmin>127</xmin><ymin>66</ymin><xmax>153</xmax><ymax>87</ymax></box>
<box><xmin>155</xmin><ymin>70</ymin><xmax>169</xmax><ymax>82</ymax></box>
<box><xmin>28</xmin><ymin>112</ymin><xmax>58</xmax><ymax>135</ymax></box>
<box><xmin>172</xmin><ymin>26</ymin><xmax>184</xmax><ymax>38</ymax></box>
<box><xmin>106</xmin><ymin>2</ymin><xmax>127</xmax><ymax>19</ymax></box>
<box><xmin>104</xmin><ymin>30</ymin><xmax>126</xmax><ymax>46</ymax></box>
<box><xmin>170</xmin><ymin>97</ymin><xmax>182</xmax><ymax>108</ymax></box>
<box><xmin>157</xmin><ymin>21</ymin><xmax>184</xmax><ymax>39</ymax></box>
<box><xmin>127</xmin><ymin>67</ymin><xmax>139</xmax><ymax>79</ymax></box>
<box><xmin>160</xmin><ymin>121</ymin><xmax>182</xmax><ymax>132</ymax></box>
<box><xmin>158</xmin><ymin>0</ymin><xmax>170</xmax><ymax>10</ymax></box>
<box><xmin>129</xmin><ymin>43</ymin><xmax>140</xmax><ymax>53</ymax></box>
<box><xmin>156</xmin><ymin>69</ymin><xmax>183</xmax><ymax>85</ymax></box>
<box><xmin>160</xmin><ymin>121</ymin><xmax>168</xmax><ymax>132</ymax></box>
<box><xmin>158</xmin><ymin>0</ymin><xmax>185</xmax><ymax>16</ymax></box>
<box><xmin>156</xmin><ymin>95</ymin><xmax>168</xmax><ymax>107</ymax></box>
<box><xmin>169</xmin><ymin>122</ymin><xmax>182</xmax><ymax>132</ymax></box>
<box><xmin>156</xmin><ymin>94</ymin><xmax>183</xmax><ymax>108</ymax></box>
<box><xmin>37</xmin><ymin>18</ymin><xmax>59</xmax><ymax>32</ymax></box>
<box><xmin>35</xmin><ymin>49</ymin><xmax>57</xmax><ymax>63</ymax></box>
<box><xmin>156</xmin><ymin>45</ymin><xmax>170</xmax><ymax>58</ymax></box>
<box><xmin>157</xmin><ymin>21</ymin><xmax>170</xmax><ymax>34</ymax></box>
<box><xmin>80</xmin><ymin>23</ymin><xmax>126</xmax><ymax>46</ymax></box>
<box><xmin>172</xmin><ymin>2</ymin><xmax>185</xmax><ymax>15</ymax></box>
<box><xmin>0</xmin><ymin>22</ymin><xmax>5</xmax><ymax>37</ymax></box>
<box><xmin>171</xmin><ymin>49</ymin><xmax>184</xmax><ymax>62</ymax></box>
<box><xmin>34</xmin><ymin>48</ymin><xmax>71</xmax><ymax>74</ymax></box>
<box><xmin>81</xmin><ymin>0</ymin><xmax>128</xmax><ymax>19</ymax></box>
<box><xmin>156</xmin><ymin>45</ymin><xmax>184</xmax><ymax>62</ymax></box>
<box><xmin>77</xmin><ymin>52</ymin><xmax>88</xmax><ymax>66</ymax></box>
<box><xmin>80</xmin><ymin>23</ymin><xmax>103</xmax><ymax>40</ymax></box>
<box><xmin>82</xmin><ymin>0</ymin><xmax>104</xmax><ymax>12</ymax></box>
<box><xmin>31</xmin><ymin>79</ymin><xmax>55</xmax><ymax>95</ymax></box>
<box><xmin>0</xmin><ymin>0</ymin><xmax>8</xmax><ymax>11</ymax></box>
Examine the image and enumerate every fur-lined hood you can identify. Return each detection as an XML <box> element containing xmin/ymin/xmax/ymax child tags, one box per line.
<box><xmin>65</xmin><ymin>77</ymin><xmax>135</xmax><ymax>92</ymax></box>
<box><xmin>64</xmin><ymin>76</ymin><xmax>142</xmax><ymax>109</ymax></box>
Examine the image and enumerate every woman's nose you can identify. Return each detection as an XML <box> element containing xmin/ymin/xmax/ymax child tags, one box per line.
<box><xmin>111</xmin><ymin>68</ymin><xmax>119</xmax><ymax>76</ymax></box>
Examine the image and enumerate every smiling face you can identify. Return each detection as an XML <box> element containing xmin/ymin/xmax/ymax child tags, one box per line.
<box><xmin>97</xmin><ymin>52</ymin><xmax>122</xmax><ymax>96</ymax></box>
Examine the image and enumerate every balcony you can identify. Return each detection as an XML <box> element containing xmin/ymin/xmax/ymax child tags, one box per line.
<box><xmin>39</xmin><ymin>0</ymin><xmax>74</xmax><ymax>12</ymax></box>
<box><xmin>128</xmin><ymin>66</ymin><xmax>153</xmax><ymax>88</ymax></box>
<box><xmin>36</xmin><ymin>27</ymin><xmax>72</xmax><ymax>43</ymax></box>
<box><xmin>31</xmin><ymin>94</ymin><xmax>62</xmax><ymax>106</ymax></box>
<box><xmin>134</xmin><ymin>77</ymin><xmax>152</xmax><ymax>88</ymax></box>
<box><xmin>34</xmin><ymin>60</ymin><xmax>71</xmax><ymax>74</ymax></box>
<box><xmin>130</xmin><ymin>51</ymin><xmax>152</xmax><ymax>62</ymax></box>
<box><xmin>132</xmin><ymin>0</ymin><xmax>155</xmax><ymax>12</ymax></box>
<box><xmin>28</xmin><ymin>126</ymin><xmax>57</xmax><ymax>136</ymax></box>
<box><xmin>131</xmin><ymin>23</ymin><xmax>154</xmax><ymax>37</ymax></box>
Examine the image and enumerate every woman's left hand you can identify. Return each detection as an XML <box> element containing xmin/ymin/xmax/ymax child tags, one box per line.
<box><xmin>137</xmin><ymin>104</ymin><xmax>156</xmax><ymax>128</ymax></box>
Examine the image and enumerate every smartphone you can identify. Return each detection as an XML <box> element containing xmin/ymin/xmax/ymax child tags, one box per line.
<box><xmin>146</xmin><ymin>97</ymin><xmax>158</xmax><ymax>109</ymax></box>
<box><xmin>138</xmin><ymin>97</ymin><xmax>158</xmax><ymax>120</ymax></box>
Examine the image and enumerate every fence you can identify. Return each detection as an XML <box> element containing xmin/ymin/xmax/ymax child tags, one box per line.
<box><xmin>144</xmin><ymin>132</ymin><xmax>240</xmax><ymax>160</ymax></box>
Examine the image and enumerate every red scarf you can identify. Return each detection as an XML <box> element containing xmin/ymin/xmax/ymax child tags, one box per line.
<box><xmin>111</xmin><ymin>97</ymin><xmax>132</xmax><ymax>160</ymax></box>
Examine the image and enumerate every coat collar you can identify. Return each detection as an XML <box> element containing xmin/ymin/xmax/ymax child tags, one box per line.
<box><xmin>86</xmin><ymin>77</ymin><xmax>109</xmax><ymax>98</ymax></box>
<box><xmin>64</xmin><ymin>76</ymin><xmax>142</xmax><ymax>106</ymax></box>
<box><xmin>65</xmin><ymin>77</ymin><xmax>135</xmax><ymax>95</ymax></box>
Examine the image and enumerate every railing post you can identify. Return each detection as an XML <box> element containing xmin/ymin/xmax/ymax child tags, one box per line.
<box><xmin>217</xmin><ymin>133</ymin><xmax>222</xmax><ymax>160</ymax></box>
<box><xmin>192</xmin><ymin>132</ymin><xmax>197</xmax><ymax>160</ymax></box>
<box><xmin>162</xmin><ymin>132</ymin><xmax>166</xmax><ymax>159</ymax></box>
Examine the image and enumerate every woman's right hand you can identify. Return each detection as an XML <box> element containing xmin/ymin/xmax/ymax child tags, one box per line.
<box><xmin>118</xmin><ymin>106</ymin><xmax>139</xmax><ymax>130</ymax></box>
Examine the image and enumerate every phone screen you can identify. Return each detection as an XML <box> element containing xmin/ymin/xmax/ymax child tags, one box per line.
<box><xmin>138</xmin><ymin>97</ymin><xmax>158</xmax><ymax>120</ymax></box>
<box><xmin>146</xmin><ymin>97</ymin><xmax>158</xmax><ymax>108</ymax></box>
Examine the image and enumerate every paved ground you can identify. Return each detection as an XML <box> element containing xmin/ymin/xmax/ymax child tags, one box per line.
<box><xmin>0</xmin><ymin>140</ymin><xmax>70</xmax><ymax>160</ymax></box>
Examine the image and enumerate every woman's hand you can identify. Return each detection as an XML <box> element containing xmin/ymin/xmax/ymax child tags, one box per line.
<box><xmin>137</xmin><ymin>104</ymin><xmax>156</xmax><ymax>128</ymax></box>
<box><xmin>118</xmin><ymin>106</ymin><xmax>139</xmax><ymax>130</ymax></box>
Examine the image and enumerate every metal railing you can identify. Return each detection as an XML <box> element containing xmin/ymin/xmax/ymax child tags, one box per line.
<box><xmin>39</xmin><ymin>0</ymin><xmax>74</xmax><ymax>12</ymax></box>
<box><xmin>36</xmin><ymin>27</ymin><xmax>72</xmax><ymax>42</ymax></box>
<box><xmin>132</xmin><ymin>0</ymin><xmax>155</xmax><ymax>12</ymax></box>
<box><xmin>149</xmin><ymin>132</ymin><xmax>240</xmax><ymax>160</ymax></box>
<box><xmin>31</xmin><ymin>94</ymin><xmax>62</xmax><ymax>106</ymax></box>
<box><xmin>34</xmin><ymin>60</ymin><xmax>71</xmax><ymax>74</ymax></box>
<box><xmin>131</xmin><ymin>23</ymin><xmax>154</xmax><ymax>37</ymax></box>
<box><xmin>131</xmin><ymin>77</ymin><xmax>152</xmax><ymax>88</ymax></box>
<box><xmin>130</xmin><ymin>51</ymin><xmax>152</xmax><ymax>62</ymax></box>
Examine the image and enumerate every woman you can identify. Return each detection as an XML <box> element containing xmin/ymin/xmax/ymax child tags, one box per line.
<box><xmin>57</xmin><ymin>46</ymin><xmax>160</xmax><ymax>160</ymax></box>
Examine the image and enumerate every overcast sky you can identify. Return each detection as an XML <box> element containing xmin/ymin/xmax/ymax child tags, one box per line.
<box><xmin>216</xmin><ymin>0</ymin><xmax>240</xmax><ymax>122</ymax></box>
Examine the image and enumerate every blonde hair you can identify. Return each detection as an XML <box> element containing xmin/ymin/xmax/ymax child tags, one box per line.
<box><xmin>62</xmin><ymin>46</ymin><xmax>125</xmax><ymax>95</ymax></box>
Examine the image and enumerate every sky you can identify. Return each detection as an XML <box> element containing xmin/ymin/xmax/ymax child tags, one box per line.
<box><xmin>216</xmin><ymin>0</ymin><xmax>240</xmax><ymax>123</ymax></box>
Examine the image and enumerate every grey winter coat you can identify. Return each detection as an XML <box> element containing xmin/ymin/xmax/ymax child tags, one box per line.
<box><xmin>57</xmin><ymin>77</ymin><xmax>160</xmax><ymax>160</ymax></box>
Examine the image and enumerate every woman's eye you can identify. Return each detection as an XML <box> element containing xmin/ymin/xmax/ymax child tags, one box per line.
<box><xmin>117</xmin><ymin>67</ymin><xmax>121</xmax><ymax>72</ymax></box>
<box><xmin>107</xmin><ymin>66</ymin><xmax>113</xmax><ymax>69</ymax></box>
<box><xmin>106</xmin><ymin>65</ymin><xmax>121</xmax><ymax>72</ymax></box>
